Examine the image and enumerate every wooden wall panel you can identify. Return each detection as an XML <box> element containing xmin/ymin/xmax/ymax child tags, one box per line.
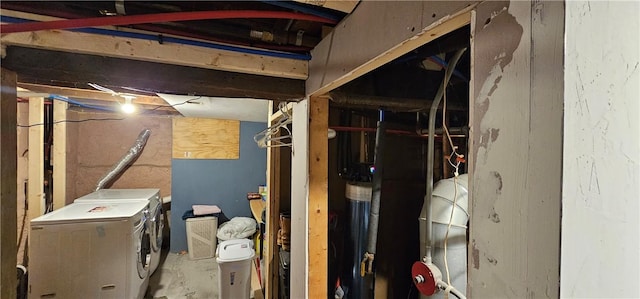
<box><xmin>0</xmin><ymin>68</ymin><xmax>18</xmax><ymax>299</ymax></box>
<box><xmin>70</xmin><ymin>112</ymin><xmax>172</xmax><ymax>199</ymax></box>
<box><xmin>172</xmin><ymin>118</ymin><xmax>239</xmax><ymax>159</ymax></box>
<box><xmin>468</xmin><ymin>1</ymin><xmax>563</xmax><ymax>298</ymax></box>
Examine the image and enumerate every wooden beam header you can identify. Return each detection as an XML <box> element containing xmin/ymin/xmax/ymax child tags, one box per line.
<box><xmin>306</xmin><ymin>1</ymin><xmax>477</xmax><ymax>96</ymax></box>
<box><xmin>2</xmin><ymin>46</ymin><xmax>305</xmax><ymax>100</ymax></box>
<box><xmin>1</xmin><ymin>9</ymin><xmax>308</xmax><ymax>80</ymax></box>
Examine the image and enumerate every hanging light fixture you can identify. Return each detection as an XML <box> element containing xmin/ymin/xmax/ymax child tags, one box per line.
<box><xmin>121</xmin><ymin>95</ymin><xmax>136</xmax><ymax>114</ymax></box>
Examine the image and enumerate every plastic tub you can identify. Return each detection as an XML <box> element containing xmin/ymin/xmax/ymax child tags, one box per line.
<box><xmin>216</xmin><ymin>239</ymin><xmax>255</xmax><ymax>299</ymax></box>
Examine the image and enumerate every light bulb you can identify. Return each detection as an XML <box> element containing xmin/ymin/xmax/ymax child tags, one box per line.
<box><xmin>121</xmin><ymin>96</ymin><xmax>136</xmax><ymax>114</ymax></box>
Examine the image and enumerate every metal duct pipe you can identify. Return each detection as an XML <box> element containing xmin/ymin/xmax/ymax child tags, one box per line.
<box><xmin>329</xmin><ymin>92</ymin><xmax>467</xmax><ymax>111</ymax></box>
<box><xmin>417</xmin><ymin>126</ymin><xmax>469</xmax><ymax>136</ymax></box>
<box><xmin>95</xmin><ymin>128</ymin><xmax>151</xmax><ymax>191</ymax></box>
<box><xmin>0</xmin><ymin>10</ymin><xmax>337</xmax><ymax>34</ymax></box>
<box><xmin>330</xmin><ymin>92</ymin><xmax>433</xmax><ymax>111</ymax></box>
<box><xmin>419</xmin><ymin>48</ymin><xmax>467</xmax><ymax>262</ymax></box>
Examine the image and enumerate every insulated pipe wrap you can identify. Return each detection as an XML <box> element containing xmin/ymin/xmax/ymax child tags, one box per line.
<box><xmin>366</xmin><ymin>121</ymin><xmax>386</xmax><ymax>254</ymax></box>
<box><xmin>95</xmin><ymin>129</ymin><xmax>151</xmax><ymax>191</ymax></box>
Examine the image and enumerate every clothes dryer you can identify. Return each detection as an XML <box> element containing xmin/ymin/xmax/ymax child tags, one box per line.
<box><xmin>29</xmin><ymin>201</ymin><xmax>151</xmax><ymax>299</ymax></box>
<box><xmin>75</xmin><ymin>189</ymin><xmax>163</xmax><ymax>274</ymax></box>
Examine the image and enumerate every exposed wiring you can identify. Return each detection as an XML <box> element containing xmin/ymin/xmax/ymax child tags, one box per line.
<box><xmin>441</xmin><ymin>67</ymin><xmax>465</xmax><ymax>289</ymax></box>
<box><xmin>17</xmin><ymin>117</ymin><xmax>127</xmax><ymax>128</ymax></box>
<box><xmin>50</xmin><ymin>94</ymin><xmax>117</xmax><ymax>112</ymax></box>
<box><xmin>17</xmin><ymin>96</ymin><xmax>202</xmax><ymax>127</ymax></box>
<box><xmin>437</xmin><ymin>280</ymin><xmax>466</xmax><ymax>299</ymax></box>
<box><xmin>143</xmin><ymin>96</ymin><xmax>202</xmax><ymax>113</ymax></box>
<box><xmin>443</xmin><ymin>172</ymin><xmax>459</xmax><ymax>287</ymax></box>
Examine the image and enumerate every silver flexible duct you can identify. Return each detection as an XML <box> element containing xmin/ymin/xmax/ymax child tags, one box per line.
<box><xmin>419</xmin><ymin>48</ymin><xmax>467</xmax><ymax>262</ymax></box>
<box><xmin>95</xmin><ymin>129</ymin><xmax>151</xmax><ymax>191</ymax></box>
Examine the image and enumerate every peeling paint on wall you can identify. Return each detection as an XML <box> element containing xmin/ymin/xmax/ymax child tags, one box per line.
<box><xmin>469</xmin><ymin>1</ymin><xmax>563</xmax><ymax>298</ymax></box>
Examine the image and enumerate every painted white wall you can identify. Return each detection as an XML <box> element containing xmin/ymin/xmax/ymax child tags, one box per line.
<box><xmin>562</xmin><ymin>2</ymin><xmax>640</xmax><ymax>298</ymax></box>
<box><xmin>290</xmin><ymin>99</ymin><xmax>309</xmax><ymax>299</ymax></box>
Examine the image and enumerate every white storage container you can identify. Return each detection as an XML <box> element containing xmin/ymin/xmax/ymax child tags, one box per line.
<box><xmin>186</xmin><ymin>216</ymin><xmax>218</xmax><ymax>260</ymax></box>
<box><xmin>216</xmin><ymin>239</ymin><xmax>255</xmax><ymax>299</ymax></box>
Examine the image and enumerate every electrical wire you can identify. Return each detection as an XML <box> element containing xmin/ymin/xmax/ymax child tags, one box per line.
<box><xmin>443</xmin><ymin>173</ymin><xmax>459</xmax><ymax>287</ymax></box>
<box><xmin>17</xmin><ymin>96</ymin><xmax>202</xmax><ymax>127</ymax></box>
<box><xmin>51</xmin><ymin>94</ymin><xmax>117</xmax><ymax>112</ymax></box>
<box><xmin>441</xmin><ymin>67</ymin><xmax>464</xmax><ymax>289</ymax></box>
<box><xmin>17</xmin><ymin>117</ymin><xmax>127</xmax><ymax>128</ymax></box>
<box><xmin>142</xmin><ymin>96</ymin><xmax>203</xmax><ymax>113</ymax></box>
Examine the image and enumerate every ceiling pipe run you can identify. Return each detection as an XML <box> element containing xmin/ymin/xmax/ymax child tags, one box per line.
<box><xmin>330</xmin><ymin>126</ymin><xmax>466</xmax><ymax>139</ymax></box>
<box><xmin>0</xmin><ymin>10</ymin><xmax>338</xmax><ymax>34</ymax></box>
<box><xmin>329</xmin><ymin>92</ymin><xmax>467</xmax><ymax>112</ymax></box>
<box><xmin>1</xmin><ymin>15</ymin><xmax>311</xmax><ymax>60</ymax></box>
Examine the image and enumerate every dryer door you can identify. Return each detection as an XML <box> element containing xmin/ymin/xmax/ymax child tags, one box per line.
<box><xmin>135</xmin><ymin>215</ymin><xmax>151</xmax><ymax>279</ymax></box>
<box><xmin>150</xmin><ymin>204</ymin><xmax>164</xmax><ymax>253</ymax></box>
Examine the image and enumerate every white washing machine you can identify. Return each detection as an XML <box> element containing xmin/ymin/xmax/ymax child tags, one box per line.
<box><xmin>29</xmin><ymin>201</ymin><xmax>151</xmax><ymax>299</ymax></box>
<box><xmin>75</xmin><ymin>189</ymin><xmax>163</xmax><ymax>275</ymax></box>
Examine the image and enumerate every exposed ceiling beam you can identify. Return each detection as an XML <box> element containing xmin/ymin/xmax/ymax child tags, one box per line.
<box><xmin>2</xmin><ymin>46</ymin><xmax>305</xmax><ymax>101</ymax></box>
<box><xmin>307</xmin><ymin>1</ymin><xmax>477</xmax><ymax>96</ymax></box>
<box><xmin>18</xmin><ymin>83</ymin><xmax>166</xmax><ymax>106</ymax></box>
<box><xmin>292</xmin><ymin>1</ymin><xmax>360</xmax><ymax>14</ymax></box>
<box><xmin>17</xmin><ymin>83</ymin><xmax>179</xmax><ymax>113</ymax></box>
<box><xmin>0</xmin><ymin>10</ymin><xmax>337</xmax><ymax>34</ymax></box>
<box><xmin>1</xmin><ymin>9</ymin><xmax>308</xmax><ymax>80</ymax></box>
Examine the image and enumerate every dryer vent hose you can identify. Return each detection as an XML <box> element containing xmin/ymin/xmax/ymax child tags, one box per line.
<box><xmin>95</xmin><ymin>129</ymin><xmax>151</xmax><ymax>191</ymax></box>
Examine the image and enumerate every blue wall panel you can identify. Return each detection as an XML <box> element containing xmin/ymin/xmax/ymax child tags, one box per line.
<box><xmin>170</xmin><ymin>121</ymin><xmax>266</xmax><ymax>252</ymax></box>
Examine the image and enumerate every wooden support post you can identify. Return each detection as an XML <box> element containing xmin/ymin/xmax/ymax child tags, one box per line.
<box><xmin>0</xmin><ymin>68</ymin><xmax>18</xmax><ymax>299</ymax></box>
<box><xmin>265</xmin><ymin>101</ymin><xmax>281</xmax><ymax>299</ymax></box>
<box><xmin>308</xmin><ymin>97</ymin><xmax>329</xmax><ymax>298</ymax></box>
<box><xmin>52</xmin><ymin>100</ymin><xmax>66</xmax><ymax>209</ymax></box>
<box><xmin>28</xmin><ymin>97</ymin><xmax>45</xmax><ymax>221</ymax></box>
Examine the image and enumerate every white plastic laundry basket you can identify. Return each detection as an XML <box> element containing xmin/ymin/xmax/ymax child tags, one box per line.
<box><xmin>186</xmin><ymin>216</ymin><xmax>218</xmax><ymax>260</ymax></box>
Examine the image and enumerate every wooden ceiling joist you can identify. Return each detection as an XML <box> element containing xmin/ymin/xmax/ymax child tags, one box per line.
<box><xmin>0</xmin><ymin>9</ymin><xmax>308</xmax><ymax>80</ymax></box>
<box><xmin>292</xmin><ymin>0</ymin><xmax>360</xmax><ymax>14</ymax></box>
<box><xmin>18</xmin><ymin>83</ymin><xmax>168</xmax><ymax>107</ymax></box>
<box><xmin>2</xmin><ymin>46</ymin><xmax>305</xmax><ymax>101</ymax></box>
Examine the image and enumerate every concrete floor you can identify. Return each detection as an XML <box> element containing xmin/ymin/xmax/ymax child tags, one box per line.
<box><xmin>146</xmin><ymin>249</ymin><xmax>219</xmax><ymax>299</ymax></box>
